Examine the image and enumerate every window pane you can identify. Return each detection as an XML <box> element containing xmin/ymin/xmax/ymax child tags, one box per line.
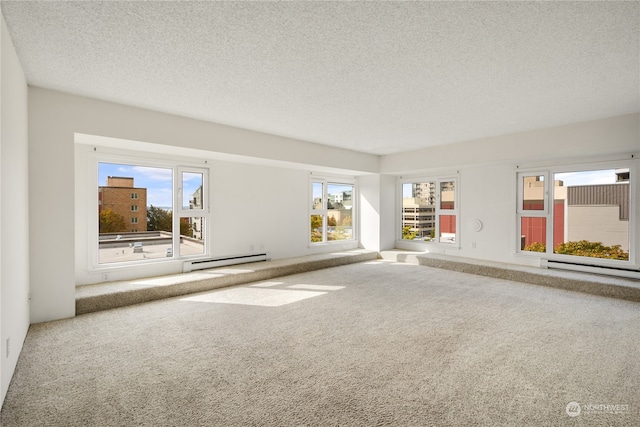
<box><xmin>520</xmin><ymin>217</ymin><xmax>547</xmax><ymax>252</ymax></box>
<box><xmin>98</xmin><ymin>163</ymin><xmax>173</xmax><ymax>264</ymax></box>
<box><xmin>522</xmin><ymin>175</ymin><xmax>545</xmax><ymax>211</ymax></box>
<box><xmin>179</xmin><ymin>217</ymin><xmax>205</xmax><ymax>256</ymax></box>
<box><xmin>312</xmin><ymin>182</ymin><xmax>323</xmax><ymax>210</ymax></box>
<box><xmin>327</xmin><ymin>183</ymin><xmax>354</xmax><ymax>241</ymax></box>
<box><xmin>553</xmin><ymin>169</ymin><xmax>629</xmax><ymax>260</ymax></box>
<box><xmin>439</xmin><ymin>215</ymin><xmax>456</xmax><ymax>244</ymax></box>
<box><xmin>402</xmin><ymin>182</ymin><xmax>435</xmax><ymax>241</ymax></box>
<box><xmin>440</xmin><ymin>181</ymin><xmax>455</xmax><ymax>210</ymax></box>
<box><xmin>311</xmin><ymin>215</ymin><xmax>323</xmax><ymax>243</ymax></box>
<box><xmin>182</xmin><ymin>172</ymin><xmax>204</xmax><ymax>210</ymax></box>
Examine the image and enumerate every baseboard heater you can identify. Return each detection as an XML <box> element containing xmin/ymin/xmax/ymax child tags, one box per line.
<box><xmin>542</xmin><ymin>259</ymin><xmax>640</xmax><ymax>280</ymax></box>
<box><xmin>183</xmin><ymin>252</ymin><xmax>270</xmax><ymax>273</ymax></box>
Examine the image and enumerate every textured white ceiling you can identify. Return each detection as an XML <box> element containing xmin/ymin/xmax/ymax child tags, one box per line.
<box><xmin>1</xmin><ymin>1</ymin><xmax>638</xmax><ymax>155</ymax></box>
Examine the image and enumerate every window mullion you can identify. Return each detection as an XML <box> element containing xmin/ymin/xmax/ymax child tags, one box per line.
<box><xmin>173</xmin><ymin>169</ymin><xmax>180</xmax><ymax>256</ymax></box>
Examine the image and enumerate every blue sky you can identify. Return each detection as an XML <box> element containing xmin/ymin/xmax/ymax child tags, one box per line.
<box><xmin>99</xmin><ymin>163</ymin><xmax>203</xmax><ymax>208</ymax></box>
<box><xmin>402</xmin><ymin>183</ymin><xmax>415</xmax><ymax>198</ymax></box>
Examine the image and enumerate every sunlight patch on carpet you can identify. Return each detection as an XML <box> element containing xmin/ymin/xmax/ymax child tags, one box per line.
<box><xmin>180</xmin><ymin>288</ymin><xmax>326</xmax><ymax>307</ymax></box>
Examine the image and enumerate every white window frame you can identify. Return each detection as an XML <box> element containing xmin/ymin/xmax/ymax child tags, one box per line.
<box><xmin>176</xmin><ymin>167</ymin><xmax>209</xmax><ymax>258</ymax></box>
<box><xmin>89</xmin><ymin>151</ymin><xmax>211</xmax><ymax>270</ymax></box>
<box><xmin>397</xmin><ymin>175</ymin><xmax>460</xmax><ymax>247</ymax></box>
<box><xmin>516</xmin><ymin>158</ymin><xmax>636</xmax><ymax>268</ymax></box>
<box><xmin>516</xmin><ymin>171</ymin><xmax>550</xmax><ymax>256</ymax></box>
<box><xmin>309</xmin><ymin>174</ymin><xmax>357</xmax><ymax>245</ymax></box>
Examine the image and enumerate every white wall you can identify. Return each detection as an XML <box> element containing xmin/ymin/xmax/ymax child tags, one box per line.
<box><xmin>382</xmin><ymin>114</ymin><xmax>640</xmax><ymax>266</ymax></box>
<box><xmin>359</xmin><ymin>174</ymin><xmax>396</xmax><ymax>252</ymax></box>
<box><xmin>1</xmin><ymin>15</ymin><xmax>29</xmax><ymax>403</ymax></box>
<box><xmin>358</xmin><ymin>175</ymin><xmax>381</xmax><ymax>251</ymax></box>
<box><xmin>379</xmin><ymin>174</ymin><xmax>397</xmax><ymax>251</ymax></box>
<box><xmin>32</xmin><ymin>87</ymin><xmax>376</xmax><ymax>321</ymax></box>
<box><xmin>381</xmin><ymin>114</ymin><xmax>639</xmax><ymax>174</ymax></box>
<box><xmin>456</xmin><ymin>163</ymin><xmax>522</xmax><ymax>263</ymax></box>
<box><xmin>209</xmin><ymin>161</ymin><xmax>327</xmax><ymax>259</ymax></box>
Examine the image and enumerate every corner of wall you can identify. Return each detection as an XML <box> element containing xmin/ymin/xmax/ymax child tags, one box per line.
<box><xmin>0</xmin><ymin>12</ymin><xmax>30</xmax><ymax>405</ymax></box>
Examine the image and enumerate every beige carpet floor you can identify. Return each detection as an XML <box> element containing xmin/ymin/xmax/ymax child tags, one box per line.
<box><xmin>2</xmin><ymin>260</ymin><xmax>639</xmax><ymax>426</ymax></box>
